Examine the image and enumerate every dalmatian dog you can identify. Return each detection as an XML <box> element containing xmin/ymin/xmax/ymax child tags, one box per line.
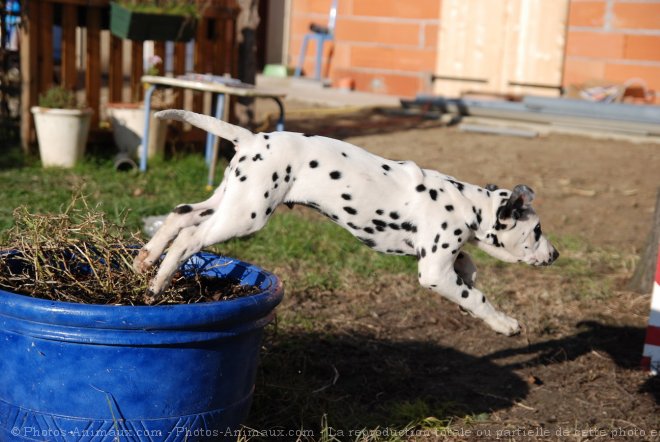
<box><xmin>134</xmin><ymin>110</ymin><xmax>559</xmax><ymax>335</ymax></box>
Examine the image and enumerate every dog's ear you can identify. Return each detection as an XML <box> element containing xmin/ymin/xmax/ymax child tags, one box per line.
<box><xmin>485</xmin><ymin>183</ymin><xmax>499</xmax><ymax>191</ymax></box>
<box><xmin>499</xmin><ymin>185</ymin><xmax>535</xmax><ymax>220</ymax></box>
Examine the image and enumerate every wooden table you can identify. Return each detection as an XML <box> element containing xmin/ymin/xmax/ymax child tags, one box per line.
<box><xmin>140</xmin><ymin>75</ymin><xmax>286</xmax><ymax>186</ymax></box>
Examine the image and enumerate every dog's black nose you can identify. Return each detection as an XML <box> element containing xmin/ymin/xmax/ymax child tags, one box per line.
<box><xmin>551</xmin><ymin>249</ymin><xmax>560</xmax><ymax>262</ymax></box>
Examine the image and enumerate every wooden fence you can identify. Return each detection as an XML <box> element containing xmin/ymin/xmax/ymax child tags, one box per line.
<box><xmin>20</xmin><ymin>0</ymin><xmax>239</xmax><ymax>150</ymax></box>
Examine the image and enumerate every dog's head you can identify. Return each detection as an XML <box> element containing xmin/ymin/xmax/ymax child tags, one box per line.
<box><xmin>478</xmin><ymin>184</ymin><xmax>559</xmax><ymax>266</ymax></box>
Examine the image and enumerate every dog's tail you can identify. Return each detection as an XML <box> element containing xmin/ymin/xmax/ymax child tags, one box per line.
<box><xmin>155</xmin><ymin>109</ymin><xmax>254</xmax><ymax>145</ymax></box>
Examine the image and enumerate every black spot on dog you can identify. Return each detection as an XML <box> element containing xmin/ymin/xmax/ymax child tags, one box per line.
<box><xmin>416</xmin><ymin>184</ymin><xmax>426</xmax><ymax>192</ymax></box>
<box><xmin>388</xmin><ymin>223</ymin><xmax>400</xmax><ymax>230</ymax></box>
<box><xmin>309</xmin><ymin>160</ymin><xmax>319</xmax><ymax>168</ymax></box>
<box><xmin>382</xmin><ymin>164</ymin><xmax>390</xmax><ymax>171</ymax></box>
<box><xmin>341</xmin><ymin>193</ymin><xmax>352</xmax><ymax>200</ymax></box>
<box><xmin>390</xmin><ymin>211</ymin><xmax>400</xmax><ymax>220</ymax></box>
<box><xmin>173</xmin><ymin>205</ymin><xmax>192</xmax><ymax>214</ymax></box>
<box><xmin>252</xmin><ymin>153</ymin><xmax>263</xmax><ymax>161</ymax></box>
<box><xmin>441</xmin><ymin>222</ymin><xmax>448</xmax><ymax>230</ymax></box>
<box><xmin>238</xmin><ymin>155</ymin><xmax>247</xmax><ymax>162</ymax></box>
<box><xmin>434</xmin><ymin>234</ymin><xmax>440</xmax><ymax>243</ymax></box>
<box><xmin>343</xmin><ymin>206</ymin><xmax>357</xmax><ymax>215</ymax></box>
<box><xmin>404</xmin><ymin>239</ymin><xmax>414</xmax><ymax>248</ymax></box>
<box><xmin>445</xmin><ymin>205</ymin><xmax>454</xmax><ymax>212</ymax></box>
<box><xmin>364</xmin><ymin>227</ymin><xmax>375</xmax><ymax>234</ymax></box>
<box><xmin>342</xmin><ymin>152</ymin><xmax>348</xmax><ymax>158</ymax></box>
<box><xmin>372</xmin><ymin>219</ymin><xmax>387</xmax><ymax>227</ymax></box>
<box><xmin>482</xmin><ymin>295</ymin><xmax>486</xmax><ymax>303</ymax></box>
<box><xmin>263</xmin><ymin>134</ymin><xmax>270</xmax><ymax>140</ymax></box>
<box><xmin>376</xmin><ymin>209</ymin><xmax>384</xmax><ymax>215</ymax></box>
<box><xmin>401</xmin><ymin>222</ymin><xmax>414</xmax><ymax>231</ymax></box>
<box><xmin>272</xmin><ymin>172</ymin><xmax>279</xmax><ymax>182</ymax></box>
<box><xmin>472</xmin><ymin>207</ymin><xmax>483</xmax><ymax>225</ymax></box>
<box><xmin>442</xmin><ymin>243</ymin><xmax>449</xmax><ymax>249</ymax></box>
<box><xmin>448</xmin><ymin>179</ymin><xmax>465</xmax><ymax>192</ymax></box>
<box><xmin>461</xmin><ymin>290</ymin><xmax>469</xmax><ymax>298</ymax></box>
<box><xmin>347</xmin><ymin>222</ymin><xmax>359</xmax><ymax>230</ymax></box>
<box><xmin>488</xmin><ymin>233</ymin><xmax>503</xmax><ymax>248</ymax></box>
<box><xmin>264</xmin><ymin>191</ymin><xmax>269</xmax><ymax>198</ymax></box>
<box><xmin>266</xmin><ymin>207</ymin><xmax>272</xmax><ymax>215</ymax></box>
<box><xmin>285</xmin><ymin>175</ymin><xmax>290</xmax><ymax>182</ymax></box>
<box><xmin>454</xmin><ymin>229</ymin><xmax>462</xmax><ymax>236</ymax></box>
<box><xmin>240</xmin><ymin>176</ymin><xmax>247</xmax><ymax>182</ymax></box>
<box><xmin>534</xmin><ymin>223</ymin><xmax>542</xmax><ymax>241</ymax></box>
<box><xmin>286</xmin><ymin>165</ymin><xmax>292</xmax><ymax>174</ymax></box>
<box><xmin>235</xmin><ymin>168</ymin><xmax>242</xmax><ymax>177</ymax></box>
<box><xmin>330</xmin><ymin>171</ymin><xmax>342</xmax><ymax>180</ymax></box>
<box><xmin>358</xmin><ymin>237</ymin><xmax>376</xmax><ymax>248</ymax></box>
<box><xmin>251</xmin><ymin>212</ymin><xmax>256</xmax><ymax>219</ymax></box>
<box><xmin>432</xmin><ymin>245</ymin><xmax>437</xmax><ymax>253</ymax></box>
<box><xmin>456</xmin><ymin>276</ymin><xmax>463</xmax><ymax>286</ymax></box>
<box><xmin>421</xmin><ymin>248</ymin><xmax>426</xmax><ymax>258</ymax></box>
<box><xmin>200</xmin><ymin>209</ymin><xmax>214</xmax><ymax>217</ymax></box>
<box><xmin>429</xmin><ymin>189</ymin><xmax>438</xmax><ymax>200</ymax></box>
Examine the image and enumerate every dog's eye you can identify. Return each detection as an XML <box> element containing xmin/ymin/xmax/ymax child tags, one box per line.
<box><xmin>533</xmin><ymin>224</ymin><xmax>542</xmax><ymax>241</ymax></box>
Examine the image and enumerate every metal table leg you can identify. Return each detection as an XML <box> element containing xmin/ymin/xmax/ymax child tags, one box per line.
<box><xmin>140</xmin><ymin>84</ymin><xmax>157</xmax><ymax>172</ymax></box>
<box><xmin>205</xmin><ymin>94</ymin><xmax>226</xmax><ymax>166</ymax></box>
<box><xmin>206</xmin><ymin>93</ymin><xmax>226</xmax><ymax>189</ymax></box>
<box><xmin>272</xmin><ymin>97</ymin><xmax>285</xmax><ymax>131</ymax></box>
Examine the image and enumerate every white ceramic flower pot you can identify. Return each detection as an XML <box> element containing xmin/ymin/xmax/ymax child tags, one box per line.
<box><xmin>107</xmin><ymin>103</ymin><xmax>167</xmax><ymax>161</ymax></box>
<box><xmin>31</xmin><ymin>107</ymin><xmax>92</xmax><ymax>168</ymax></box>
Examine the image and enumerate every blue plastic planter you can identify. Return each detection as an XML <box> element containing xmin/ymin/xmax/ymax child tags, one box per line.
<box><xmin>0</xmin><ymin>252</ymin><xmax>283</xmax><ymax>441</ymax></box>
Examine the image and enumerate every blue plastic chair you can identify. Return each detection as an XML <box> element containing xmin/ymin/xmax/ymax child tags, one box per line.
<box><xmin>294</xmin><ymin>0</ymin><xmax>338</xmax><ymax>81</ymax></box>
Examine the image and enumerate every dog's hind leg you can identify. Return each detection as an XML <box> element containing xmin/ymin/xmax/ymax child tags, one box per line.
<box><xmin>144</xmin><ymin>168</ymin><xmax>287</xmax><ymax>295</ymax></box>
<box><xmin>146</xmin><ymin>193</ymin><xmax>276</xmax><ymax>295</ymax></box>
<box><xmin>133</xmin><ymin>186</ymin><xmax>226</xmax><ymax>273</ymax></box>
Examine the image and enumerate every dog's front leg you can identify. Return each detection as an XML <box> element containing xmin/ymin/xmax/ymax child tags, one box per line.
<box><xmin>418</xmin><ymin>255</ymin><xmax>520</xmax><ymax>336</ymax></box>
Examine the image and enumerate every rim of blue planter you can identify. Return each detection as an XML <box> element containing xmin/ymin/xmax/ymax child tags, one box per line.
<box><xmin>0</xmin><ymin>252</ymin><xmax>284</xmax><ymax>346</ymax></box>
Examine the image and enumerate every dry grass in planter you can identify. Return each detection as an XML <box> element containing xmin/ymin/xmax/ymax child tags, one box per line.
<box><xmin>0</xmin><ymin>198</ymin><xmax>259</xmax><ymax>305</ymax></box>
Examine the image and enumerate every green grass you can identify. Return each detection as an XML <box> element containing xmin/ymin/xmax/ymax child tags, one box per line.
<box><xmin>0</xmin><ymin>154</ymin><xmax>209</xmax><ymax>233</ymax></box>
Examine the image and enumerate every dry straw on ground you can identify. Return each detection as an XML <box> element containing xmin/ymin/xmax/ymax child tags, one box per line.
<box><xmin>0</xmin><ymin>196</ymin><xmax>256</xmax><ymax>305</ymax></box>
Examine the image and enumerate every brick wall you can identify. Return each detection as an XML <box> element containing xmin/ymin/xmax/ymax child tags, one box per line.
<box><xmin>289</xmin><ymin>0</ymin><xmax>660</xmax><ymax>101</ymax></box>
<box><xmin>288</xmin><ymin>0</ymin><xmax>439</xmax><ymax>97</ymax></box>
<box><xmin>564</xmin><ymin>0</ymin><xmax>660</xmax><ymax>103</ymax></box>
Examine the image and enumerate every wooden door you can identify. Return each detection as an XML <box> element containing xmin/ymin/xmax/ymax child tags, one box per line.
<box><xmin>434</xmin><ymin>0</ymin><xmax>568</xmax><ymax>97</ymax></box>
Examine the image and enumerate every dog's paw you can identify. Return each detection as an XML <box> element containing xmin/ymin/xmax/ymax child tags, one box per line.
<box><xmin>142</xmin><ymin>288</ymin><xmax>158</xmax><ymax>306</ymax></box>
<box><xmin>486</xmin><ymin>312</ymin><xmax>521</xmax><ymax>336</ymax></box>
<box><xmin>133</xmin><ymin>248</ymin><xmax>152</xmax><ymax>273</ymax></box>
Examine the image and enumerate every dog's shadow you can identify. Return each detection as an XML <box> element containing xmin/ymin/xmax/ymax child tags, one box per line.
<box><xmin>247</xmin><ymin>321</ymin><xmax>651</xmax><ymax>435</ymax></box>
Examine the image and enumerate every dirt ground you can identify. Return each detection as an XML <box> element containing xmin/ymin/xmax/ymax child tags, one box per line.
<box><xmin>248</xmin><ymin>108</ymin><xmax>660</xmax><ymax>441</ymax></box>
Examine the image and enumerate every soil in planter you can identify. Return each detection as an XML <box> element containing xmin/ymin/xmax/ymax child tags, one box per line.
<box><xmin>0</xmin><ymin>199</ymin><xmax>260</xmax><ymax>306</ymax></box>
